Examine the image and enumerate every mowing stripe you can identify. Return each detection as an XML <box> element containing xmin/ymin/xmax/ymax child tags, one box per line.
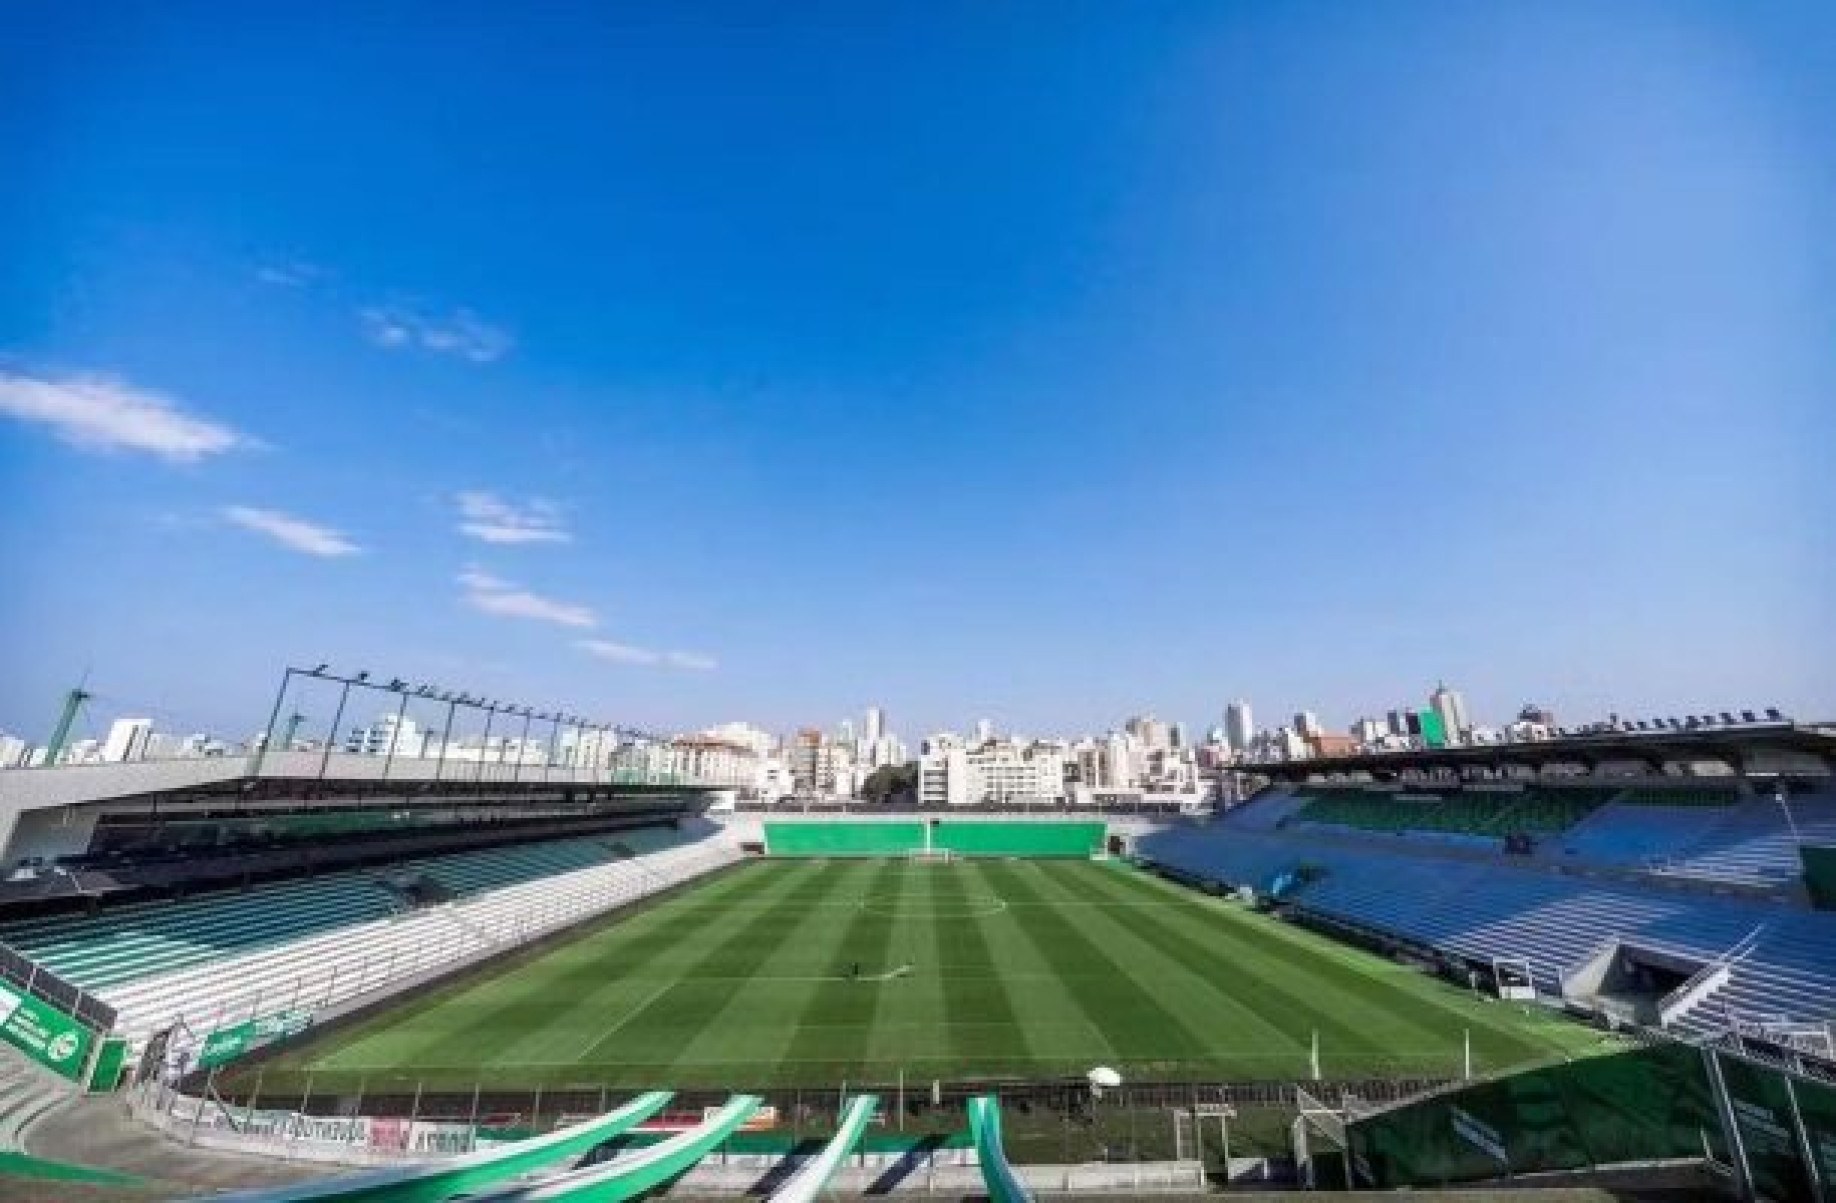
<box><xmin>956</xmin><ymin>860</ymin><xmax>1111</xmax><ymax>1064</ymax></box>
<box><xmin>777</xmin><ymin>860</ymin><xmax>901</xmax><ymax>1074</ymax></box>
<box><xmin>362</xmin><ymin>861</ymin><xmax>824</xmax><ymax>1069</ymax></box>
<box><xmin>979</xmin><ymin>861</ymin><xmax>1215</xmax><ymax>1064</ymax></box>
<box><xmin>1029</xmin><ymin>862</ymin><xmax>1383</xmax><ymax>1059</ymax></box>
<box><xmin>1048</xmin><ymin>863</ymin><xmax>1537</xmax><ymax>1073</ymax></box>
<box><xmin>928</xmin><ymin>859</ymin><xmax>1030</xmax><ymax>1066</ymax></box>
<box><xmin>601</xmin><ymin>863</ymin><xmax>859</xmax><ymax>1067</ymax></box>
<box><xmin>661</xmin><ymin>860</ymin><xmax>879</xmax><ymax>1075</ymax></box>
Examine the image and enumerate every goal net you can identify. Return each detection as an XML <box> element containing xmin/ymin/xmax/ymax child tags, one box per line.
<box><xmin>907</xmin><ymin>848</ymin><xmax>955</xmax><ymax>864</ymax></box>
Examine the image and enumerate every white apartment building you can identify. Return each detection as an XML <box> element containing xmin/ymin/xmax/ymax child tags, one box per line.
<box><xmin>0</xmin><ymin>735</ymin><xmax>26</xmax><ymax>769</ymax></box>
<box><xmin>345</xmin><ymin>713</ymin><xmax>429</xmax><ymax>758</ymax></box>
<box><xmin>102</xmin><ymin>718</ymin><xmax>153</xmax><ymax>763</ymax></box>
<box><xmin>921</xmin><ymin>736</ymin><xmax>1067</xmax><ymax>806</ymax></box>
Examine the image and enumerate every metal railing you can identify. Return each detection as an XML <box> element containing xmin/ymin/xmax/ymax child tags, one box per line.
<box><xmin>0</xmin><ymin>938</ymin><xmax>116</xmax><ymax>1031</ymax></box>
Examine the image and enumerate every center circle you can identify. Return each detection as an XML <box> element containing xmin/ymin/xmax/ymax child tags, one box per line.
<box><xmin>856</xmin><ymin>894</ymin><xmax>1007</xmax><ymax>919</ymax></box>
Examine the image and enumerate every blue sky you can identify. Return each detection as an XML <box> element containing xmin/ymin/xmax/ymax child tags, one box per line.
<box><xmin>2</xmin><ymin>1</ymin><xmax>1832</xmax><ymax>745</ymax></box>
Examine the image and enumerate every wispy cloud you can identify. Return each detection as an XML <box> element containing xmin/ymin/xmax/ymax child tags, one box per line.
<box><xmin>0</xmin><ymin>371</ymin><xmax>250</xmax><ymax>463</ymax></box>
<box><xmin>458</xmin><ymin>567</ymin><xmax>596</xmax><ymax>628</ymax></box>
<box><xmin>455</xmin><ymin>492</ymin><xmax>570</xmax><ymax>545</ymax></box>
<box><xmin>361</xmin><ymin>306</ymin><xmax>512</xmax><ymax>363</ymax></box>
<box><xmin>255</xmin><ymin>259</ymin><xmax>324</xmax><ymax>288</ymax></box>
<box><xmin>579</xmin><ymin>639</ymin><xmax>718</xmax><ymax>672</ymax></box>
<box><xmin>223</xmin><ymin>506</ymin><xmax>361</xmax><ymax>556</ymax></box>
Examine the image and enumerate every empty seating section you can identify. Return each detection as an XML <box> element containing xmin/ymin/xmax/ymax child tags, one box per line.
<box><xmin>1294</xmin><ymin>788</ymin><xmax>1614</xmax><ymax>839</ymax></box>
<box><xmin>1552</xmin><ymin>804</ymin><xmax>1736</xmax><ymax>867</ymax></box>
<box><xmin>1619</xmin><ymin>786</ymin><xmax>1743</xmax><ymax>807</ymax></box>
<box><xmin>0</xmin><ymin>876</ymin><xmax>401</xmax><ymax>991</ymax></box>
<box><xmin>1140</xmin><ymin>800</ymin><xmax>1836</xmax><ymax>1034</ymax></box>
<box><xmin>95</xmin><ymin>829</ymin><xmax>740</xmax><ymax>1048</ymax></box>
<box><xmin>399</xmin><ymin>840</ymin><xmax>612</xmax><ymax>895</ymax></box>
<box><xmin>1650</xmin><ymin>797</ymin><xmax>1836</xmax><ymax>887</ymax></box>
<box><xmin>0</xmin><ymin>829</ymin><xmax>691</xmax><ymax>997</ymax></box>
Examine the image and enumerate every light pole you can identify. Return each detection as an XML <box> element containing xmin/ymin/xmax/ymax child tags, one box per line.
<box><xmin>475</xmin><ymin>702</ymin><xmax>498</xmax><ymax>784</ymax></box>
<box><xmin>512</xmin><ymin>707</ymin><xmax>534</xmax><ymax>783</ymax></box>
<box><xmin>433</xmin><ymin>693</ymin><xmax>459</xmax><ymax>782</ymax></box>
<box><xmin>315</xmin><ymin>670</ymin><xmax>368</xmax><ymax>782</ymax></box>
<box><xmin>379</xmin><ymin>682</ymin><xmax>414</xmax><ymax>781</ymax></box>
<box><xmin>252</xmin><ymin>666</ymin><xmax>303</xmax><ymax>775</ymax></box>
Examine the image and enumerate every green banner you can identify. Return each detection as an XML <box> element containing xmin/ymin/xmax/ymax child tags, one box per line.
<box><xmin>0</xmin><ymin>982</ymin><xmax>95</xmax><ymax>1081</ymax></box>
<box><xmin>198</xmin><ymin>1008</ymin><xmax>313</xmax><ymax>1069</ymax></box>
<box><xmin>1801</xmin><ymin>845</ymin><xmax>1836</xmax><ymax>911</ymax></box>
<box><xmin>86</xmin><ymin>1037</ymin><xmax>130</xmax><ymax>1093</ymax></box>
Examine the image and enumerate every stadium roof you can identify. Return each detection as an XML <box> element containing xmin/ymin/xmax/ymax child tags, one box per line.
<box><xmin>1244</xmin><ymin>723</ymin><xmax>1836</xmax><ymax>781</ymax></box>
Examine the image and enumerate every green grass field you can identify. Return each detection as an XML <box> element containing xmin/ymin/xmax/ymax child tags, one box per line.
<box><xmin>244</xmin><ymin>858</ymin><xmax>1613</xmax><ymax>1092</ymax></box>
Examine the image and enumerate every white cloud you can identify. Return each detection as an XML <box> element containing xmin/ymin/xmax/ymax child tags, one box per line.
<box><xmin>256</xmin><ymin>260</ymin><xmax>323</xmax><ymax>288</ymax></box>
<box><xmin>579</xmin><ymin>639</ymin><xmax>717</xmax><ymax>672</ymax></box>
<box><xmin>455</xmin><ymin>491</ymin><xmax>570</xmax><ymax>545</ymax></box>
<box><xmin>223</xmin><ymin>506</ymin><xmax>361</xmax><ymax>556</ymax></box>
<box><xmin>458</xmin><ymin>567</ymin><xmax>596</xmax><ymax>628</ymax></box>
<box><xmin>577</xmin><ymin>639</ymin><xmax>660</xmax><ymax>665</ymax></box>
<box><xmin>360</xmin><ymin>306</ymin><xmax>512</xmax><ymax>363</ymax></box>
<box><xmin>0</xmin><ymin>371</ymin><xmax>250</xmax><ymax>463</ymax></box>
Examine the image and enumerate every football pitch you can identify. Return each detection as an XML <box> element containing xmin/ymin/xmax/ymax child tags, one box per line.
<box><xmin>244</xmin><ymin>858</ymin><xmax>1611</xmax><ymax>1092</ymax></box>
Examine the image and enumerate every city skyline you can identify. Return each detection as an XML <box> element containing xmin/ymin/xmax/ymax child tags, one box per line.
<box><xmin>5</xmin><ymin>4</ymin><xmax>1833</xmax><ymax>740</ymax></box>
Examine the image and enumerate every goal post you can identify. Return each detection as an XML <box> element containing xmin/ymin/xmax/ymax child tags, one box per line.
<box><xmin>907</xmin><ymin>848</ymin><xmax>955</xmax><ymax>864</ymax></box>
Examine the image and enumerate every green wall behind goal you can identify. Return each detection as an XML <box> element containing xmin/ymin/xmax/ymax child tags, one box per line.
<box><xmin>763</xmin><ymin>820</ymin><xmax>1105</xmax><ymax>858</ymax></box>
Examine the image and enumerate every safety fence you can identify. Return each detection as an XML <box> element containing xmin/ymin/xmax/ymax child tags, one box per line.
<box><xmin>153</xmin><ymin>1068</ymin><xmax>1446</xmax><ymax>1174</ymax></box>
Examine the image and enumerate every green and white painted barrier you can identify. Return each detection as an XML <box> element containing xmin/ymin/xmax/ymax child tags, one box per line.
<box><xmin>199</xmin><ymin>1090</ymin><xmax>673</xmax><ymax>1203</ymax></box>
<box><xmin>198</xmin><ymin>1009</ymin><xmax>314</xmax><ymax>1069</ymax></box>
<box><xmin>767</xmin><ymin>1094</ymin><xmax>878</xmax><ymax>1203</ymax></box>
<box><xmin>967</xmin><ymin>1095</ymin><xmax>1034</xmax><ymax>1203</ymax></box>
<box><xmin>478</xmin><ymin>1095</ymin><xmax>762</xmax><ymax>1202</ymax></box>
<box><xmin>0</xmin><ymin>980</ymin><xmax>95</xmax><ymax>1081</ymax></box>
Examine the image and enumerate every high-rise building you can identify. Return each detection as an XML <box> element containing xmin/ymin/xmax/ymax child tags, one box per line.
<box><xmin>0</xmin><ymin>734</ymin><xmax>27</xmax><ymax>769</ymax></box>
<box><xmin>865</xmin><ymin>707</ymin><xmax>884</xmax><ymax>744</ymax></box>
<box><xmin>1224</xmin><ymin>701</ymin><xmax>1253</xmax><ymax>754</ymax></box>
<box><xmin>102</xmin><ymin>718</ymin><xmax>153</xmax><ymax>763</ymax></box>
<box><xmin>1294</xmin><ymin>711</ymin><xmax>1322</xmax><ymax>739</ymax></box>
<box><xmin>975</xmin><ymin>718</ymin><xmax>994</xmax><ymax>743</ymax></box>
<box><xmin>1430</xmin><ymin>683</ymin><xmax>1471</xmax><ymax>742</ymax></box>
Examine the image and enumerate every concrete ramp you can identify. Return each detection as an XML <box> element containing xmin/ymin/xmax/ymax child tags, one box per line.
<box><xmin>766</xmin><ymin>1094</ymin><xmax>877</xmax><ymax>1203</ymax></box>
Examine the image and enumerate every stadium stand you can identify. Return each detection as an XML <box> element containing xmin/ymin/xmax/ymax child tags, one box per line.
<box><xmin>0</xmin><ymin>824</ymin><xmax>737</xmax><ymax>1051</ymax></box>
<box><xmin>1291</xmin><ymin>786</ymin><xmax>1618</xmax><ymax>840</ymax></box>
<box><xmin>1548</xmin><ymin>801</ymin><xmax>1737</xmax><ymax>867</ymax></box>
<box><xmin>1648</xmin><ymin>795</ymin><xmax>1836</xmax><ymax>886</ymax></box>
<box><xmin>1140</xmin><ymin>785</ymin><xmax>1836</xmax><ymax>1039</ymax></box>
